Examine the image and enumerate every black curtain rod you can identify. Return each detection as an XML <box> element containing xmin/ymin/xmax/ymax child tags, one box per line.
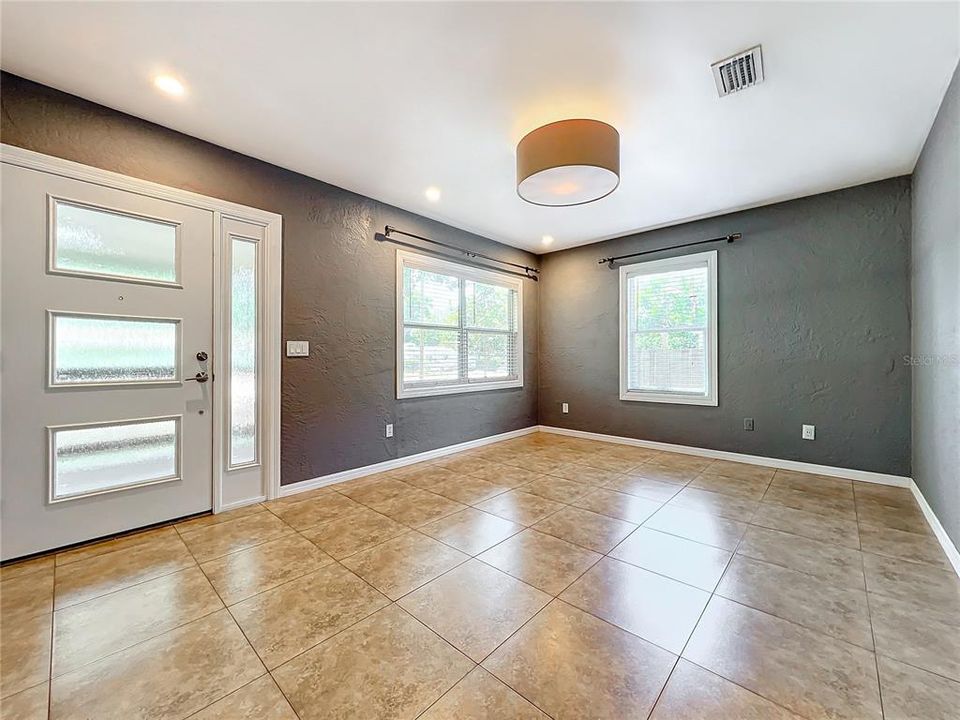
<box><xmin>375</xmin><ymin>228</ymin><xmax>539</xmax><ymax>281</ymax></box>
<box><xmin>378</xmin><ymin>226</ymin><xmax>540</xmax><ymax>280</ymax></box>
<box><xmin>598</xmin><ymin>232</ymin><xmax>742</xmax><ymax>268</ymax></box>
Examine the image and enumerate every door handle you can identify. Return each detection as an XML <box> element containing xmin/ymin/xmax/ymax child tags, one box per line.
<box><xmin>185</xmin><ymin>372</ymin><xmax>210</xmax><ymax>383</ymax></box>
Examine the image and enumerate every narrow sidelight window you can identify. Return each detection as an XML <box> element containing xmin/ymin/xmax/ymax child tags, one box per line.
<box><xmin>397</xmin><ymin>250</ymin><xmax>523</xmax><ymax>398</ymax></box>
<box><xmin>229</xmin><ymin>237</ymin><xmax>259</xmax><ymax>467</ymax></box>
<box><xmin>620</xmin><ymin>250</ymin><xmax>718</xmax><ymax>405</ymax></box>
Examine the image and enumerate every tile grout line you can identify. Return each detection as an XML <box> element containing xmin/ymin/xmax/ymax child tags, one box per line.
<box><xmin>45</xmin><ymin>554</ymin><xmax>56</xmax><ymax>720</ymax></box>
<box><xmin>643</xmin><ymin>498</ymin><xmax>749</xmax><ymax>720</ymax></box>
<box><xmin>658</xmin><ymin>474</ymin><xmax>952</xmax><ymax>720</ymax></box>
<box><xmin>192</xmin><ymin>528</ymin><xmax>398</xmax><ymax>718</ymax></box>
<box><xmin>161</xmin><ymin>519</ymin><xmax>289</xmax><ymax>719</ymax></box>
<box><xmin>303</xmin><ymin>453</ymin><xmax>570</xmax><ymax>718</ymax></box>
<box><xmin>50</xmin><ymin>540</ymin><xmax>200</xmax><ymax>609</ymax></box>
<box><xmin>49</xmin><ymin>604</ymin><xmax>228</xmax><ymax>685</ymax></box>
<box><xmin>450</xmin><ymin>466</ymin><xmax>694</xmax><ymax>715</ymax></box>
<box><xmin>453</xmin><ymin>599</ymin><xmax>564</xmax><ymax>719</ymax></box>
<box><xmin>855</xmin><ymin>481</ymin><xmax>888</xmax><ymax>720</ymax></box>
<box><xmin>251</xmin><ymin>545</ymin><xmax>454</xmax><ymax>680</ymax></box>
<box><xmin>167</xmin><ymin>508</ymin><xmax>303</xmax><ymax>718</ymax></box>
<box><xmin>181</xmin><ymin>674</ymin><xmax>295</xmax><ymax>720</ymax></box>
<box><xmin>452</xmin><ymin>446</ymin><xmax>707</xmax><ymax>714</ymax></box>
<box><xmin>862</xmin><ymin>560</ymin><xmax>887</xmax><ymax>719</ymax></box>
<box><xmin>407</xmin><ymin>446</ymin><xmax>652</xmax><ymax>717</ymax></box>
<box><xmin>642</xmin><ymin>504</ymin><xmax>829</xmax><ymax>720</ymax></box>
<box><xmin>681</xmin><ymin>473</ymin><xmax>886</xmax><ymax>719</ymax></box>
<box><xmin>386</xmin><ymin>604</ymin><xmax>486</xmax><ymax>719</ymax></box>
<box><xmin>36</xmin><ymin>518</ymin><xmax>180</xmax><ymax>570</ymax></box>
<box><xmin>867</xmin><ymin>651</ymin><xmax>960</xmax><ymax>686</ymax></box>
<box><xmin>48</xmin><ymin>534</ymin><xmax>247</xmax><ymax>714</ymax></box>
<box><xmin>252</xmin><ymin>548</ymin><xmax>480</xmax><ymax>718</ymax></box>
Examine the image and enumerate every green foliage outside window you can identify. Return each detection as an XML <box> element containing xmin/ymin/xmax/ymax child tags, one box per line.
<box><xmin>632</xmin><ymin>268</ymin><xmax>707</xmax><ymax>350</ymax></box>
<box><xmin>402</xmin><ymin>265</ymin><xmax>517</xmax><ymax>384</ymax></box>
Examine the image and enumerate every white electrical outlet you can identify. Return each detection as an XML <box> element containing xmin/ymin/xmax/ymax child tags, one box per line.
<box><xmin>562</xmin><ymin>403</ymin><xmax>569</xmax><ymax>414</ymax></box>
<box><xmin>802</xmin><ymin>424</ymin><xmax>816</xmax><ymax>440</ymax></box>
<box><xmin>285</xmin><ymin>340</ymin><xmax>309</xmax><ymax>357</ymax></box>
<box><xmin>385</xmin><ymin>423</ymin><xmax>394</xmax><ymax>438</ymax></box>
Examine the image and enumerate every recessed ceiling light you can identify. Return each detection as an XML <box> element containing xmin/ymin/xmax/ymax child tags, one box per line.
<box><xmin>153</xmin><ymin>74</ymin><xmax>186</xmax><ymax>97</ymax></box>
<box><xmin>542</xmin><ymin>235</ymin><xmax>555</xmax><ymax>247</ymax></box>
<box><xmin>424</xmin><ymin>186</ymin><xmax>441</xmax><ymax>202</ymax></box>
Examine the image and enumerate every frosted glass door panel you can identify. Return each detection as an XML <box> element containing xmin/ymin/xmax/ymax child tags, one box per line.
<box><xmin>50</xmin><ymin>418</ymin><xmax>181</xmax><ymax>501</ymax></box>
<box><xmin>52</xmin><ymin>200</ymin><xmax>179</xmax><ymax>283</ymax></box>
<box><xmin>50</xmin><ymin>313</ymin><xmax>180</xmax><ymax>386</ymax></box>
<box><xmin>229</xmin><ymin>238</ymin><xmax>258</xmax><ymax>467</ymax></box>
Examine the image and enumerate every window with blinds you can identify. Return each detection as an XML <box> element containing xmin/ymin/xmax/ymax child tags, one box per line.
<box><xmin>397</xmin><ymin>250</ymin><xmax>523</xmax><ymax>398</ymax></box>
<box><xmin>619</xmin><ymin>250</ymin><xmax>718</xmax><ymax>405</ymax></box>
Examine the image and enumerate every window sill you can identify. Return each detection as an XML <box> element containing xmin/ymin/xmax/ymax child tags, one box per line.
<box><xmin>398</xmin><ymin>379</ymin><xmax>522</xmax><ymax>400</ymax></box>
<box><xmin>620</xmin><ymin>390</ymin><xmax>717</xmax><ymax>406</ymax></box>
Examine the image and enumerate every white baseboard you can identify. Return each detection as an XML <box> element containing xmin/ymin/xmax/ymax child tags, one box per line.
<box><xmin>910</xmin><ymin>480</ymin><xmax>960</xmax><ymax>578</ymax></box>
<box><xmin>279</xmin><ymin>426</ymin><xmax>539</xmax><ymax>497</ymax></box>
<box><xmin>220</xmin><ymin>496</ymin><xmax>266</xmax><ymax>513</ymax></box>
<box><xmin>537</xmin><ymin>425</ymin><xmax>912</xmax><ymax>487</ymax></box>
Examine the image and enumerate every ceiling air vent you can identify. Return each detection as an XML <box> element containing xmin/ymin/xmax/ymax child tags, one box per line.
<box><xmin>712</xmin><ymin>45</ymin><xmax>764</xmax><ymax>97</ymax></box>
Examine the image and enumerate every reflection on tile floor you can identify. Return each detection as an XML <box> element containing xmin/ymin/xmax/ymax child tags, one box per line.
<box><xmin>2</xmin><ymin>433</ymin><xmax>958</xmax><ymax>719</ymax></box>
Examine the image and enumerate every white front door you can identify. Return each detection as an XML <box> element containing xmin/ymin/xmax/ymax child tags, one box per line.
<box><xmin>1</xmin><ymin>163</ymin><xmax>215</xmax><ymax>559</ymax></box>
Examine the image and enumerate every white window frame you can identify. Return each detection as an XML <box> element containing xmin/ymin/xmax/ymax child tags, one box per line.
<box><xmin>619</xmin><ymin>250</ymin><xmax>718</xmax><ymax>406</ymax></box>
<box><xmin>396</xmin><ymin>249</ymin><xmax>523</xmax><ymax>399</ymax></box>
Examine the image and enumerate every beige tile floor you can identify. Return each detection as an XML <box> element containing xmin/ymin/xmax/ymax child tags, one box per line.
<box><xmin>2</xmin><ymin>433</ymin><xmax>958</xmax><ymax>719</ymax></box>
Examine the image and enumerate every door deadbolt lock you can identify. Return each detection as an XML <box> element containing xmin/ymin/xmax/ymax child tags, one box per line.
<box><xmin>185</xmin><ymin>372</ymin><xmax>210</xmax><ymax>383</ymax></box>
<box><xmin>196</xmin><ymin>351</ymin><xmax>209</xmax><ymax>362</ymax></box>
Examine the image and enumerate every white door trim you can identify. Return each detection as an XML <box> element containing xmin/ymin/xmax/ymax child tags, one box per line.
<box><xmin>1</xmin><ymin>143</ymin><xmax>283</xmax><ymax>513</ymax></box>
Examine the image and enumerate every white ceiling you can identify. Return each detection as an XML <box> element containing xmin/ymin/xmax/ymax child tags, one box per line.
<box><xmin>2</xmin><ymin>2</ymin><xmax>958</xmax><ymax>253</ymax></box>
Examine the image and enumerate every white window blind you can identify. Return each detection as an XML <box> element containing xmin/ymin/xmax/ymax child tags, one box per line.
<box><xmin>620</xmin><ymin>250</ymin><xmax>718</xmax><ymax>405</ymax></box>
<box><xmin>397</xmin><ymin>250</ymin><xmax>523</xmax><ymax>398</ymax></box>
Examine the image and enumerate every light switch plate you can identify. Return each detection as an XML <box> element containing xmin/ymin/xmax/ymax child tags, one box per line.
<box><xmin>286</xmin><ymin>340</ymin><xmax>309</xmax><ymax>357</ymax></box>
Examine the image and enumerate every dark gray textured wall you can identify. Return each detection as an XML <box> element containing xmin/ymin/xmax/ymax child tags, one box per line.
<box><xmin>539</xmin><ymin>179</ymin><xmax>912</xmax><ymax>476</ymax></box>
<box><xmin>911</xmin><ymin>62</ymin><xmax>960</xmax><ymax>546</ymax></box>
<box><xmin>0</xmin><ymin>73</ymin><xmax>539</xmax><ymax>485</ymax></box>
<box><xmin>1</xmin><ymin>72</ymin><xmax>923</xmax><ymax>489</ymax></box>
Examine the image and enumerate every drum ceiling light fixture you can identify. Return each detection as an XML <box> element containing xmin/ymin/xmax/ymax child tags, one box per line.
<box><xmin>516</xmin><ymin>119</ymin><xmax>620</xmax><ymax>206</ymax></box>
